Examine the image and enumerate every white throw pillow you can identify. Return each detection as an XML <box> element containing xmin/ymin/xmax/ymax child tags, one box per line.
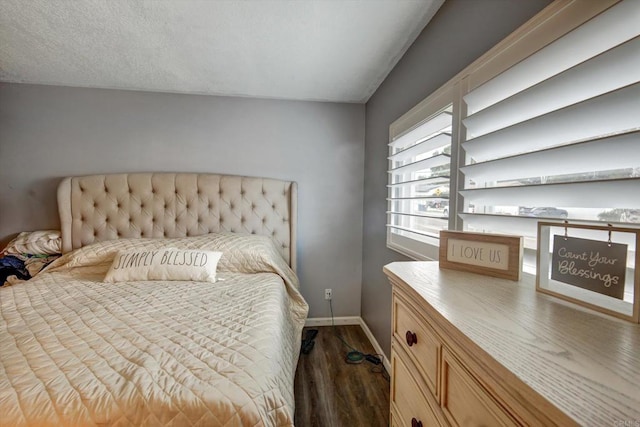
<box><xmin>104</xmin><ymin>248</ymin><xmax>223</xmax><ymax>283</ymax></box>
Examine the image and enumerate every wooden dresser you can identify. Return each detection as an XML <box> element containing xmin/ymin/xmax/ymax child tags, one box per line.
<box><xmin>384</xmin><ymin>261</ymin><xmax>640</xmax><ymax>427</ymax></box>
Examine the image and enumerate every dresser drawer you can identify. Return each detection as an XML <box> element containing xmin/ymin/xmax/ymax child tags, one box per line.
<box><xmin>391</xmin><ymin>350</ymin><xmax>444</xmax><ymax>427</ymax></box>
<box><xmin>441</xmin><ymin>348</ymin><xmax>518</xmax><ymax>427</ymax></box>
<box><xmin>393</xmin><ymin>293</ymin><xmax>441</xmax><ymax>398</ymax></box>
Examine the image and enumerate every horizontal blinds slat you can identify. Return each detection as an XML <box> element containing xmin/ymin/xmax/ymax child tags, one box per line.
<box><xmin>460</xmin><ymin>213</ymin><xmax>545</xmax><ymax>237</ymax></box>
<box><xmin>387</xmin><ymin>176</ymin><xmax>449</xmax><ymax>188</ymax></box>
<box><xmin>389</xmin><ymin>154</ymin><xmax>450</xmax><ymax>175</ymax></box>
<box><xmin>463</xmin><ymin>0</ymin><xmax>640</xmax><ymax>114</ymax></box>
<box><xmin>388</xmin><ymin>211</ymin><xmax>448</xmax><ymax>219</ymax></box>
<box><xmin>462</xmin><ymin>82</ymin><xmax>640</xmax><ymax>162</ymax></box>
<box><xmin>463</xmin><ymin>36</ymin><xmax>640</xmax><ymax>139</ymax></box>
<box><xmin>461</xmin><ymin>131</ymin><xmax>640</xmax><ymax>183</ymax></box>
<box><xmin>389</xmin><ymin>111</ymin><xmax>452</xmax><ymax>149</ymax></box>
<box><xmin>460</xmin><ymin>213</ymin><xmax>640</xmax><ymax>239</ymax></box>
<box><xmin>460</xmin><ymin>178</ymin><xmax>640</xmax><ymax>209</ymax></box>
<box><xmin>386</xmin><ymin>224</ymin><xmax>440</xmax><ymax>239</ymax></box>
<box><xmin>388</xmin><ymin>133</ymin><xmax>451</xmax><ymax>161</ymax></box>
<box><xmin>387</xmin><ymin>196</ymin><xmax>449</xmax><ymax>201</ymax></box>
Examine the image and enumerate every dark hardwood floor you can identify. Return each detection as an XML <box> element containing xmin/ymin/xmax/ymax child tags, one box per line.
<box><xmin>294</xmin><ymin>325</ymin><xmax>390</xmax><ymax>427</ymax></box>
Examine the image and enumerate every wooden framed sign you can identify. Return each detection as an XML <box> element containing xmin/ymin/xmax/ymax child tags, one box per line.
<box><xmin>439</xmin><ymin>231</ymin><xmax>523</xmax><ymax>281</ymax></box>
<box><xmin>537</xmin><ymin>221</ymin><xmax>640</xmax><ymax>323</ymax></box>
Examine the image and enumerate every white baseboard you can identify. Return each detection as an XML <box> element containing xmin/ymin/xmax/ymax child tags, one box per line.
<box><xmin>357</xmin><ymin>318</ymin><xmax>391</xmax><ymax>374</ymax></box>
<box><xmin>304</xmin><ymin>316</ymin><xmax>360</xmax><ymax>327</ymax></box>
<box><xmin>304</xmin><ymin>316</ymin><xmax>391</xmax><ymax>373</ymax></box>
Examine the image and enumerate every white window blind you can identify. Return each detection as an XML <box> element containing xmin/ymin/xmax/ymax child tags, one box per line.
<box><xmin>387</xmin><ymin>0</ymin><xmax>640</xmax><ymax>265</ymax></box>
<box><xmin>387</xmin><ymin>105</ymin><xmax>453</xmax><ymax>259</ymax></box>
<box><xmin>459</xmin><ymin>0</ymin><xmax>640</xmax><ymax>255</ymax></box>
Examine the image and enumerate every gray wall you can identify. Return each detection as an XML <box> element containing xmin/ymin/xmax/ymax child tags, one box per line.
<box><xmin>0</xmin><ymin>83</ymin><xmax>365</xmax><ymax>318</ymax></box>
<box><xmin>362</xmin><ymin>0</ymin><xmax>552</xmax><ymax>356</ymax></box>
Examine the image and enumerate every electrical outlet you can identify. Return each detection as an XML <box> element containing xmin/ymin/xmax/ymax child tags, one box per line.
<box><xmin>324</xmin><ymin>288</ymin><xmax>332</xmax><ymax>300</ymax></box>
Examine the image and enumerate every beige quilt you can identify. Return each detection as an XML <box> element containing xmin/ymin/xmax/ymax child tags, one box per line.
<box><xmin>0</xmin><ymin>233</ymin><xmax>308</xmax><ymax>426</ymax></box>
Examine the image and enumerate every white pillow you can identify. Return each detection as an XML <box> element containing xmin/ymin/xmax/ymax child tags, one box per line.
<box><xmin>2</xmin><ymin>230</ymin><xmax>62</xmax><ymax>255</ymax></box>
<box><xmin>104</xmin><ymin>248</ymin><xmax>223</xmax><ymax>283</ymax></box>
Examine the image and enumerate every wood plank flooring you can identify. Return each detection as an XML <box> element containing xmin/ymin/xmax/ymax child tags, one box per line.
<box><xmin>294</xmin><ymin>325</ymin><xmax>390</xmax><ymax>427</ymax></box>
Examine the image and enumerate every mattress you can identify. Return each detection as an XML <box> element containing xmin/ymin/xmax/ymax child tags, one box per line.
<box><xmin>0</xmin><ymin>233</ymin><xmax>308</xmax><ymax>426</ymax></box>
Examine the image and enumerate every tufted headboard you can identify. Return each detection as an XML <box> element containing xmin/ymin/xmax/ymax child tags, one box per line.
<box><xmin>57</xmin><ymin>173</ymin><xmax>297</xmax><ymax>270</ymax></box>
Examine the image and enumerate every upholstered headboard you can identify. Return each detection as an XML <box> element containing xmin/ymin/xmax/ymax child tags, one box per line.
<box><xmin>57</xmin><ymin>173</ymin><xmax>297</xmax><ymax>270</ymax></box>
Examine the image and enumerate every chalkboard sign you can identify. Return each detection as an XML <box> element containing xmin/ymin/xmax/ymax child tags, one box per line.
<box><xmin>537</xmin><ymin>221</ymin><xmax>639</xmax><ymax>323</ymax></box>
<box><xmin>551</xmin><ymin>236</ymin><xmax>627</xmax><ymax>299</ymax></box>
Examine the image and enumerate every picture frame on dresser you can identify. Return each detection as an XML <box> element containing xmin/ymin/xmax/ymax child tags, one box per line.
<box><xmin>537</xmin><ymin>221</ymin><xmax>640</xmax><ymax>323</ymax></box>
<box><xmin>439</xmin><ymin>230</ymin><xmax>523</xmax><ymax>281</ymax></box>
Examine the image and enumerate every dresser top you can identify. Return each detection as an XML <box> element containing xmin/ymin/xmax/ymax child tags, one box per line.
<box><xmin>384</xmin><ymin>261</ymin><xmax>640</xmax><ymax>426</ymax></box>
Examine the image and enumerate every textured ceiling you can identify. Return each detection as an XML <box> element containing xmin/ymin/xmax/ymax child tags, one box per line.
<box><xmin>0</xmin><ymin>0</ymin><xmax>443</xmax><ymax>103</ymax></box>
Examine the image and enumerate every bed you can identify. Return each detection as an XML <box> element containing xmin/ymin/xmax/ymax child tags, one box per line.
<box><xmin>0</xmin><ymin>172</ymin><xmax>308</xmax><ymax>426</ymax></box>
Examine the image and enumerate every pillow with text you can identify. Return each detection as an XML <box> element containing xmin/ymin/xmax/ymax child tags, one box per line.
<box><xmin>104</xmin><ymin>248</ymin><xmax>223</xmax><ymax>283</ymax></box>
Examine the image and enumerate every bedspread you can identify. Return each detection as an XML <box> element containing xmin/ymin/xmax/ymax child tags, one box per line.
<box><xmin>0</xmin><ymin>234</ymin><xmax>308</xmax><ymax>426</ymax></box>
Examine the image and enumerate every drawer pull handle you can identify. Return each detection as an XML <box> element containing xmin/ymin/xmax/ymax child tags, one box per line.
<box><xmin>405</xmin><ymin>331</ymin><xmax>417</xmax><ymax>347</ymax></box>
<box><xmin>411</xmin><ymin>417</ymin><xmax>423</xmax><ymax>427</ymax></box>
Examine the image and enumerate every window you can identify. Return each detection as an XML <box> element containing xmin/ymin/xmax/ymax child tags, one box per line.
<box><xmin>387</xmin><ymin>0</ymin><xmax>640</xmax><ymax>268</ymax></box>
<box><xmin>387</xmin><ymin>103</ymin><xmax>453</xmax><ymax>260</ymax></box>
